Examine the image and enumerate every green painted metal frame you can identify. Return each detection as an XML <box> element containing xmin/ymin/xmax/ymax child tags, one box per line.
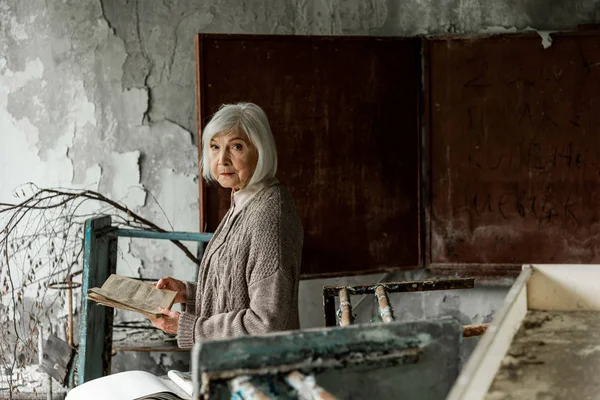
<box><xmin>78</xmin><ymin>216</ymin><xmax>117</xmax><ymax>385</ymax></box>
<box><xmin>77</xmin><ymin>216</ymin><xmax>213</xmax><ymax>386</ymax></box>
<box><xmin>192</xmin><ymin>318</ymin><xmax>463</xmax><ymax>399</ymax></box>
<box><xmin>113</xmin><ymin>228</ymin><xmax>213</xmax><ymax>242</ymax></box>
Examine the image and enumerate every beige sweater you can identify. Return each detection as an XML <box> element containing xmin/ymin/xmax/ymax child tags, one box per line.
<box><xmin>177</xmin><ymin>182</ymin><xmax>303</xmax><ymax>348</ymax></box>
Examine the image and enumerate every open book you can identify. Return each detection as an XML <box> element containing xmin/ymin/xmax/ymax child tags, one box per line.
<box><xmin>65</xmin><ymin>370</ymin><xmax>192</xmax><ymax>400</ymax></box>
<box><xmin>87</xmin><ymin>274</ymin><xmax>177</xmax><ymax>318</ymax></box>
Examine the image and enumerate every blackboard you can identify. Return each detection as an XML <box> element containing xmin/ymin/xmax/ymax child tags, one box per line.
<box><xmin>427</xmin><ymin>32</ymin><xmax>600</xmax><ymax>271</ymax></box>
<box><xmin>196</xmin><ymin>34</ymin><xmax>422</xmax><ymax>277</ymax></box>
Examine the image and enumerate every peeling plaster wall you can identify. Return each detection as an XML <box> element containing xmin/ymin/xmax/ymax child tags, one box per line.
<box><xmin>0</xmin><ymin>0</ymin><xmax>201</xmax><ymax>379</ymax></box>
<box><xmin>1</xmin><ymin>0</ymin><xmax>599</xmax><ymax>383</ymax></box>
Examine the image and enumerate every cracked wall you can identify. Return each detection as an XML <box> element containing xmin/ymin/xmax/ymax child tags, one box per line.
<box><xmin>1</xmin><ymin>0</ymin><xmax>600</xmax><ymax>388</ymax></box>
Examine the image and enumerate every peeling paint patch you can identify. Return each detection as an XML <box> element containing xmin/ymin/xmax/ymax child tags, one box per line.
<box><xmin>539</xmin><ymin>32</ymin><xmax>554</xmax><ymax>49</ymax></box>
<box><xmin>578</xmin><ymin>344</ymin><xmax>600</xmax><ymax>357</ymax></box>
<box><xmin>293</xmin><ymin>0</ymin><xmax>344</xmax><ymax>34</ymax></box>
<box><xmin>105</xmin><ymin>150</ymin><xmax>147</xmax><ymax>210</ymax></box>
<box><xmin>0</xmin><ymin>59</ymin><xmax>76</xmax><ymax>199</ymax></box>
<box><xmin>5</xmin><ymin>61</ymin><xmax>95</xmax><ymax>164</ymax></box>
<box><xmin>0</xmin><ymin>57</ymin><xmax>43</xmax><ymax>83</ymax></box>
<box><xmin>155</xmin><ymin>169</ymin><xmax>199</xmax><ymax>229</ymax></box>
<box><xmin>81</xmin><ymin>164</ymin><xmax>102</xmax><ymax>191</ymax></box>
<box><xmin>139</xmin><ymin>168</ymin><xmax>199</xmax><ymax>282</ymax></box>
<box><xmin>68</xmin><ymin>80</ymin><xmax>98</xmax><ymax>129</ymax></box>
<box><xmin>150</xmin><ymin>352</ymin><xmax>174</xmax><ymax>368</ymax></box>
<box><xmin>480</xmin><ymin>26</ymin><xmax>518</xmax><ymax>34</ymax></box>
<box><xmin>14</xmin><ymin>117</ymin><xmax>40</xmax><ymax>148</ymax></box>
<box><xmin>524</xmin><ymin>26</ymin><xmax>557</xmax><ymax>49</ymax></box>
<box><xmin>116</xmin><ymin>237</ymin><xmax>145</xmax><ymax>278</ymax></box>
<box><xmin>10</xmin><ymin>15</ymin><xmax>29</xmax><ymax>40</ymax></box>
<box><xmin>338</xmin><ymin>0</ymin><xmax>388</xmax><ymax>34</ymax></box>
<box><xmin>122</xmin><ymin>87</ymin><xmax>149</xmax><ymax>126</ymax></box>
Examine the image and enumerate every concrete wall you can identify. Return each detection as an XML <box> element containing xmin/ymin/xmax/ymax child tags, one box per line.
<box><xmin>1</xmin><ymin>0</ymin><xmax>598</xmax><ymax>381</ymax></box>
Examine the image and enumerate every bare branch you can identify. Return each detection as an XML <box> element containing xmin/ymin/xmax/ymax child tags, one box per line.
<box><xmin>0</xmin><ymin>186</ymin><xmax>201</xmax><ymax>397</ymax></box>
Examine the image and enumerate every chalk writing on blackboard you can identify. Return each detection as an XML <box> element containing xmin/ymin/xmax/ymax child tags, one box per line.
<box><xmin>467</xmin><ymin>188</ymin><xmax>579</xmax><ymax>226</ymax></box>
<box><xmin>467</xmin><ymin>141</ymin><xmax>600</xmax><ymax>174</ymax></box>
<box><xmin>460</xmin><ymin>138</ymin><xmax>600</xmax><ymax>227</ymax></box>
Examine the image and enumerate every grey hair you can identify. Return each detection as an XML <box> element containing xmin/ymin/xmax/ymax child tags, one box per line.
<box><xmin>201</xmin><ymin>102</ymin><xmax>278</xmax><ymax>186</ymax></box>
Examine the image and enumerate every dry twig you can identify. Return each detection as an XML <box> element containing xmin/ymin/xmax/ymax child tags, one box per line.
<box><xmin>0</xmin><ymin>184</ymin><xmax>200</xmax><ymax>397</ymax></box>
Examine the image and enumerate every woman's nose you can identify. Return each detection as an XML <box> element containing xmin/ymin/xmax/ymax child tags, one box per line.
<box><xmin>218</xmin><ymin>149</ymin><xmax>231</xmax><ymax>165</ymax></box>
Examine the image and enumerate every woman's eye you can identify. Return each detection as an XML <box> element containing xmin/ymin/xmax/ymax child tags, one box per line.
<box><xmin>232</xmin><ymin>144</ymin><xmax>243</xmax><ymax>151</ymax></box>
<box><xmin>210</xmin><ymin>144</ymin><xmax>219</xmax><ymax>150</ymax></box>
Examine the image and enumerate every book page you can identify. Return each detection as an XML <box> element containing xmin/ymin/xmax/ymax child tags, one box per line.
<box><xmin>65</xmin><ymin>370</ymin><xmax>185</xmax><ymax>400</ymax></box>
<box><xmin>87</xmin><ymin>293</ymin><xmax>158</xmax><ymax>318</ymax></box>
<box><xmin>158</xmin><ymin>376</ymin><xmax>192</xmax><ymax>400</ymax></box>
<box><xmin>89</xmin><ymin>274</ymin><xmax>176</xmax><ymax>315</ymax></box>
<box><xmin>167</xmin><ymin>370</ymin><xmax>193</xmax><ymax>397</ymax></box>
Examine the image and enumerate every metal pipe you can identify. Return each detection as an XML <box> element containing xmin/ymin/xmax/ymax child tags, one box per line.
<box><xmin>47</xmin><ymin>374</ymin><xmax>52</xmax><ymax>400</ymax></box>
<box><xmin>338</xmin><ymin>288</ymin><xmax>353</xmax><ymax>327</ymax></box>
<box><xmin>112</xmin><ymin>346</ymin><xmax>188</xmax><ymax>353</ymax></box>
<box><xmin>285</xmin><ymin>371</ymin><xmax>337</xmax><ymax>400</ymax></box>
<box><xmin>462</xmin><ymin>324</ymin><xmax>488</xmax><ymax>337</ymax></box>
<box><xmin>229</xmin><ymin>376</ymin><xmax>271</xmax><ymax>400</ymax></box>
<box><xmin>113</xmin><ymin>228</ymin><xmax>213</xmax><ymax>242</ymax></box>
<box><xmin>375</xmin><ymin>286</ymin><xmax>395</xmax><ymax>323</ymax></box>
<box><xmin>67</xmin><ymin>274</ymin><xmax>73</xmax><ymax>347</ymax></box>
<box><xmin>322</xmin><ymin>277</ymin><xmax>474</xmax><ymax>327</ymax></box>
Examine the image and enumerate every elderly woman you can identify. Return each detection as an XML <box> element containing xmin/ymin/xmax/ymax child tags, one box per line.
<box><xmin>149</xmin><ymin>103</ymin><xmax>303</xmax><ymax>348</ymax></box>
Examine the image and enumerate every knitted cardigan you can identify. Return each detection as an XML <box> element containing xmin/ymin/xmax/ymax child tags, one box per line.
<box><xmin>177</xmin><ymin>183</ymin><xmax>303</xmax><ymax>348</ymax></box>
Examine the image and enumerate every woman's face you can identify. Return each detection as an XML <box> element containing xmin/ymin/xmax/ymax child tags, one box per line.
<box><xmin>209</xmin><ymin>130</ymin><xmax>258</xmax><ymax>191</ymax></box>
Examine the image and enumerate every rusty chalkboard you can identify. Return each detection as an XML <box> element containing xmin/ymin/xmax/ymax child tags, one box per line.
<box><xmin>196</xmin><ymin>34</ymin><xmax>421</xmax><ymax>277</ymax></box>
<box><xmin>427</xmin><ymin>32</ymin><xmax>600</xmax><ymax>272</ymax></box>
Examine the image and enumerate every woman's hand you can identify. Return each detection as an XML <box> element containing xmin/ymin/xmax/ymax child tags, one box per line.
<box><xmin>148</xmin><ymin>307</ymin><xmax>180</xmax><ymax>334</ymax></box>
<box><xmin>152</xmin><ymin>276</ymin><xmax>186</xmax><ymax>304</ymax></box>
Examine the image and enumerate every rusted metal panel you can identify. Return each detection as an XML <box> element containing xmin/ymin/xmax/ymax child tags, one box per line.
<box><xmin>427</xmin><ymin>32</ymin><xmax>600</xmax><ymax>268</ymax></box>
<box><xmin>196</xmin><ymin>34</ymin><xmax>422</xmax><ymax>277</ymax></box>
